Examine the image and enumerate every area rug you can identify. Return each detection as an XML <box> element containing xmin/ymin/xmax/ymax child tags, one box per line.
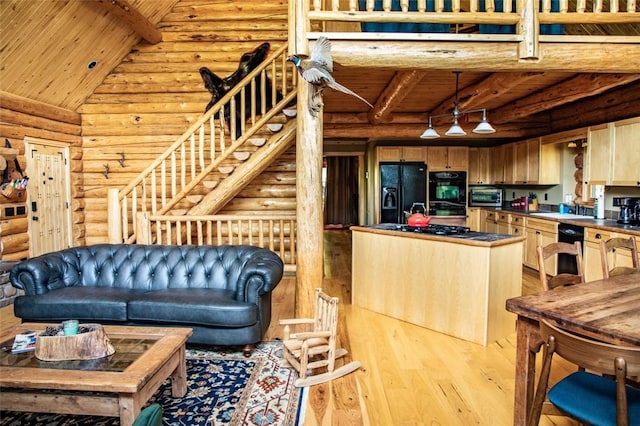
<box><xmin>0</xmin><ymin>341</ymin><xmax>306</xmax><ymax>426</ymax></box>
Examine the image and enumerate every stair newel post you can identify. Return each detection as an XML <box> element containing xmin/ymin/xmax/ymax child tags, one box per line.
<box><xmin>136</xmin><ymin>212</ymin><xmax>151</xmax><ymax>244</ymax></box>
<box><xmin>107</xmin><ymin>188</ymin><xmax>122</xmax><ymax>243</ymax></box>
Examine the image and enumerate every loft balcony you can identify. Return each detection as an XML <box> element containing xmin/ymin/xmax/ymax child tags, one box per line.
<box><xmin>292</xmin><ymin>0</ymin><xmax>639</xmax><ymax>64</ymax></box>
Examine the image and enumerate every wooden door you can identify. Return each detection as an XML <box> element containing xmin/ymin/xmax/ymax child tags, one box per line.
<box><xmin>25</xmin><ymin>138</ymin><xmax>72</xmax><ymax>257</ymax></box>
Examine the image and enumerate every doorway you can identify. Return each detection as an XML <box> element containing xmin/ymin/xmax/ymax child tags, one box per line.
<box><xmin>24</xmin><ymin>137</ymin><xmax>72</xmax><ymax>256</ymax></box>
<box><xmin>323</xmin><ymin>155</ymin><xmax>365</xmax><ymax>228</ymax></box>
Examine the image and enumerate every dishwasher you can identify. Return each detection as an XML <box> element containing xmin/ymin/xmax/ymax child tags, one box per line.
<box><xmin>557</xmin><ymin>223</ymin><xmax>585</xmax><ymax>275</ymax></box>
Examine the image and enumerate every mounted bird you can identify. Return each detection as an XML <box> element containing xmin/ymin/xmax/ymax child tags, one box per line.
<box><xmin>287</xmin><ymin>37</ymin><xmax>373</xmax><ymax>117</ymax></box>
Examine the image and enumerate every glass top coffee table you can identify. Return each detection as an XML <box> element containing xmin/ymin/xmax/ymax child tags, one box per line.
<box><xmin>0</xmin><ymin>323</ymin><xmax>192</xmax><ymax>426</ymax></box>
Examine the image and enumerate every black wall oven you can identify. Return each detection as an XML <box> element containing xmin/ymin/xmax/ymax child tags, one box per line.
<box><xmin>428</xmin><ymin>171</ymin><xmax>467</xmax><ymax>216</ymax></box>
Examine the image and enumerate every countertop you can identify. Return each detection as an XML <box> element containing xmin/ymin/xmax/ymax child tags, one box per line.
<box><xmin>351</xmin><ymin>224</ymin><xmax>525</xmax><ymax>247</ymax></box>
<box><xmin>483</xmin><ymin>208</ymin><xmax>640</xmax><ymax>237</ymax></box>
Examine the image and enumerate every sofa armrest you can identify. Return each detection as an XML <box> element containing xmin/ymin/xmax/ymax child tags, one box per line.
<box><xmin>10</xmin><ymin>257</ymin><xmax>68</xmax><ymax>296</ymax></box>
<box><xmin>235</xmin><ymin>249</ymin><xmax>284</xmax><ymax>302</ymax></box>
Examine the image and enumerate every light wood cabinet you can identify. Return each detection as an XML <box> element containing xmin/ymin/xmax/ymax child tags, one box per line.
<box><xmin>611</xmin><ymin>118</ymin><xmax>640</xmax><ymax>186</ymax></box>
<box><xmin>585</xmin><ymin>124</ymin><xmax>611</xmax><ymax>186</ymax></box>
<box><xmin>468</xmin><ymin>148</ymin><xmax>491</xmax><ymax>185</ymax></box>
<box><xmin>510</xmin><ymin>215</ymin><xmax>526</xmax><ymax>262</ymax></box>
<box><xmin>510</xmin><ymin>138</ymin><xmax>560</xmax><ymax>185</ymax></box>
<box><xmin>496</xmin><ymin>212</ymin><xmax>510</xmax><ymax>235</ymax></box>
<box><xmin>584</xmin><ymin>227</ymin><xmax>612</xmax><ymax>282</ymax></box>
<box><xmin>584</xmin><ymin>117</ymin><xmax>640</xmax><ymax>189</ymax></box>
<box><xmin>584</xmin><ymin>227</ymin><xmax>640</xmax><ymax>282</ymax></box>
<box><xmin>427</xmin><ymin>146</ymin><xmax>468</xmax><ymax>170</ymax></box>
<box><xmin>467</xmin><ymin>207</ymin><xmax>481</xmax><ymax>231</ymax></box>
<box><xmin>479</xmin><ymin>209</ymin><xmax>490</xmax><ymax>232</ymax></box>
<box><xmin>490</xmin><ymin>145</ymin><xmax>505</xmax><ymax>184</ymax></box>
<box><xmin>524</xmin><ymin>218</ymin><xmax>558</xmax><ymax>271</ymax></box>
<box><xmin>484</xmin><ymin>210</ymin><xmax>498</xmax><ymax>233</ymax></box>
<box><xmin>378</xmin><ymin>146</ymin><xmax>426</xmax><ymax>162</ymax></box>
<box><xmin>513</xmin><ymin>138</ymin><xmax>544</xmax><ymax>184</ymax></box>
<box><xmin>490</xmin><ymin>144</ymin><xmax>514</xmax><ymax>184</ymax></box>
<box><xmin>352</xmin><ymin>227</ymin><xmax>523</xmax><ymax>346</ymax></box>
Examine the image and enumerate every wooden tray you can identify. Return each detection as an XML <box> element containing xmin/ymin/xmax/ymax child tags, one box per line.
<box><xmin>35</xmin><ymin>324</ymin><xmax>115</xmax><ymax>361</ymax></box>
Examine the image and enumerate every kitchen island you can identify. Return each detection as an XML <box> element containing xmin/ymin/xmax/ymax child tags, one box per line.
<box><xmin>351</xmin><ymin>225</ymin><xmax>525</xmax><ymax>346</ymax></box>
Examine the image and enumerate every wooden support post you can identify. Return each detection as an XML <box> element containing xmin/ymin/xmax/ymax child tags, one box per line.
<box><xmin>518</xmin><ymin>0</ymin><xmax>539</xmax><ymax>59</ymax></box>
<box><xmin>295</xmin><ymin>70</ymin><xmax>324</xmax><ymax>319</ymax></box>
<box><xmin>107</xmin><ymin>188</ymin><xmax>122</xmax><ymax>244</ymax></box>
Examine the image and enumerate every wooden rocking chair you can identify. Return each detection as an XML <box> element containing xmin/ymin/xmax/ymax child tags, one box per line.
<box><xmin>279</xmin><ymin>288</ymin><xmax>361</xmax><ymax>387</ymax></box>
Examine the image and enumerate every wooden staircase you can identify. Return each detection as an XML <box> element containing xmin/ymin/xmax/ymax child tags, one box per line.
<box><xmin>108</xmin><ymin>44</ymin><xmax>298</xmax><ymax>245</ymax></box>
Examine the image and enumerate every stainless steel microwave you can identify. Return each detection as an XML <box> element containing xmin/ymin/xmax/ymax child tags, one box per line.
<box><xmin>469</xmin><ymin>188</ymin><xmax>503</xmax><ymax>207</ymax></box>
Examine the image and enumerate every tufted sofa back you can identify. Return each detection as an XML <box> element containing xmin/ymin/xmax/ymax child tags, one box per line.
<box><xmin>11</xmin><ymin>244</ymin><xmax>284</xmax><ymax>296</ymax></box>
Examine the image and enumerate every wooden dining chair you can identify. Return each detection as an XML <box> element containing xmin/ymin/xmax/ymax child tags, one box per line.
<box><xmin>279</xmin><ymin>288</ymin><xmax>361</xmax><ymax>387</ymax></box>
<box><xmin>527</xmin><ymin>320</ymin><xmax>640</xmax><ymax>426</ymax></box>
<box><xmin>600</xmin><ymin>236</ymin><xmax>639</xmax><ymax>279</ymax></box>
<box><xmin>536</xmin><ymin>241</ymin><xmax>585</xmax><ymax>291</ymax></box>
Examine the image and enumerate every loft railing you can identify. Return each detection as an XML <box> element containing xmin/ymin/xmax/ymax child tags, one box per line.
<box><xmin>298</xmin><ymin>0</ymin><xmax>640</xmax><ymax>59</ymax></box>
<box><xmin>308</xmin><ymin>0</ymin><xmax>639</xmax><ymax>27</ymax></box>
<box><xmin>108</xmin><ymin>44</ymin><xmax>298</xmax><ymax>244</ymax></box>
<box><xmin>135</xmin><ymin>212</ymin><xmax>297</xmax><ymax>271</ymax></box>
<box><xmin>303</xmin><ymin>0</ymin><xmax>639</xmax><ymax>58</ymax></box>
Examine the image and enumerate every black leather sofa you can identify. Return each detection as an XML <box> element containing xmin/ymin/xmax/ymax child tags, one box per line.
<box><xmin>10</xmin><ymin>244</ymin><xmax>284</xmax><ymax>355</ymax></box>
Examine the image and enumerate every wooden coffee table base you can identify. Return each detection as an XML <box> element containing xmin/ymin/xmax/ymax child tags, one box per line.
<box><xmin>0</xmin><ymin>324</ymin><xmax>192</xmax><ymax>426</ymax></box>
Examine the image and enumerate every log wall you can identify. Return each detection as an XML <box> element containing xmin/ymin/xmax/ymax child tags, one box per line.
<box><xmin>78</xmin><ymin>0</ymin><xmax>294</xmax><ymax>244</ymax></box>
<box><xmin>0</xmin><ymin>91</ymin><xmax>84</xmax><ymax>260</ymax></box>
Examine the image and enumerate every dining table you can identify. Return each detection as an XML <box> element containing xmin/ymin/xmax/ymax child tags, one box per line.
<box><xmin>505</xmin><ymin>272</ymin><xmax>640</xmax><ymax>426</ymax></box>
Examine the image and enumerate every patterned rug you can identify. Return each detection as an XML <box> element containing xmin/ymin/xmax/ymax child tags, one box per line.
<box><xmin>0</xmin><ymin>341</ymin><xmax>306</xmax><ymax>426</ymax></box>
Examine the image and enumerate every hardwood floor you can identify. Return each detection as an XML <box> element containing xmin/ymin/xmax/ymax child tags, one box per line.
<box><xmin>267</xmin><ymin>229</ymin><xmax>578</xmax><ymax>426</ymax></box>
<box><xmin>0</xmin><ymin>231</ymin><xmax>578</xmax><ymax>425</ymax></box>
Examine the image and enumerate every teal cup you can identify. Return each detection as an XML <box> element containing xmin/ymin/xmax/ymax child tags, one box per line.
<box><xmin>62</xmin><ymin>320</ymin><xmax>79</xmax><ymax>335</ymax></box>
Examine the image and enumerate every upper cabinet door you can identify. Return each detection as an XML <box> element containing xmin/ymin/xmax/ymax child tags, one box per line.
<box><xmin>468</xmin><ymin>148</ymin><xmax>491</xmax><ymax>185</ymax></box>
<box><xmin>427</xmin><ymin>147</ymin><xmax>468</xmax><ymax>171</ymax></box>
<box><xmin>447</xmin><ymin>147</ymin><xmax>469</xmax><ymax>170</ymax></box>
<box><xmin>586</xmin><ymin>124</ymin><xmax>611</xmax><ymax>186</ymax></box>
<box><xmin>378</xmin><ymin>146</ymin><xmax>426</xmax><ymax>162</ymax></box>
<box><xmin>611</xmin><ymin>118</ymin><xmax>640</xmax><ymax>186</ymax></box>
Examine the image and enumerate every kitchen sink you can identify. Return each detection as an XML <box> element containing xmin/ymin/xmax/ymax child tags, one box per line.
<box><xmin>530</xmin><ymin>212</ymin><xmax>593</xmax><ymax>219</ymax></box>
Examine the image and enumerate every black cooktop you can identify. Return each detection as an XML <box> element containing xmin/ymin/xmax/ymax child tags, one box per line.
<box><xmin>398</xmin><ymin>224</ymin><xmax>471</xmax><ymax>235</ymax></box>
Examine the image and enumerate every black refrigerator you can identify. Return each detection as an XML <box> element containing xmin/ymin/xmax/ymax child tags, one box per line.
<box><xmin>380</xmin><ymin>162</ymin><xmax>427</xmax><ymax>223</ymax></box>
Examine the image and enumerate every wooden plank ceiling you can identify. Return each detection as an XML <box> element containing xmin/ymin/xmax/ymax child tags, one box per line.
<box><xmin>1</xmin><ymin>0</ymin><xmax>639</xmax><ymax>146</ymax></box>
<box><xmin>0</xmin><ymin>0</ymin><xmax>178</xmax><ymax>111</ymax></box>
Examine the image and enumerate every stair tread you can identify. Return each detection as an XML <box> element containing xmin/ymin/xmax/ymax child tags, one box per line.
<box><xmin>234</xmin><ymin>151</ymin><xmax>251</xmax><ymax>161</ymax></box>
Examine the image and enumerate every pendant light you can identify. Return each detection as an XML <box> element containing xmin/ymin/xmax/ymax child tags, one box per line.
<box><xmin>421</xmin><ymin>71</ymin><xmax>496</xmax><ymax>139</ymax></box>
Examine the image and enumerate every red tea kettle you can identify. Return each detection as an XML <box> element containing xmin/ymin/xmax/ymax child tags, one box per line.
<box><xmin>406</xmin><ymin>203</ymin><xmax>431</xmax><ymax>228</ymax></box>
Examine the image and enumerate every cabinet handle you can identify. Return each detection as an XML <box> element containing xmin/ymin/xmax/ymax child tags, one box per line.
<box><xmin>595</xmin><ymin>233</ymin><xmax>602</xmax><ymax>239</ymax></box>
<box><xmin>536</xmin><ymin>231</ymin><xmax>541</xmax><ymax>235</ymax></box>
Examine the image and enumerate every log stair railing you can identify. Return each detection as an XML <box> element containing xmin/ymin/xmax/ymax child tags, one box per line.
<box><xmin>135</xmin><ymin>212</ymin><xmax>298</xmax><ymax>272</ymax></box>
<box><xmin>108</xmin><ymin>44</ymin><xmax>298</xmax><ymax>245</ymax></box>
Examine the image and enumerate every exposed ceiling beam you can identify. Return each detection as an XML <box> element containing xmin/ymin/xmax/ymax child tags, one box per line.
<box><xmin>547</xmin><ymin>80</ymin><xmax>640</xmax><ymax>133</ymax></box>
<box><xmin>428</xmin><ymin>72</ymin><xmax>542</xmax><ymax>125</ymax></box>
<box><xmin>368</xmin><ymin>70</ymin><xmax>427</xmax><ymax>124</ymax></box>
<box><xmin>324</xmin><ymin>117</ymin><xmax>550</xmax><ymax>139</ymax></box>
<box><xmin>491</xmin><ymin>73</ymin><xmax>640</xmax><ymax>124</ymax></box>
<box><xmin>90</xmin><ymin>0</ymin><xmax>162</xmax><ymax>45</ymax></box>
<box><xmin>329</xmin><ymin>41</ymin><xmax>640</xmax><ymax>72</ymax></box>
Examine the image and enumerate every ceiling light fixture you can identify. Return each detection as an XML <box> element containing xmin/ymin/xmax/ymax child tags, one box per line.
<box><xmin>420</xmin><ymin>71</ymin><xmax>496</xmax><ymax>139</ymax></box>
